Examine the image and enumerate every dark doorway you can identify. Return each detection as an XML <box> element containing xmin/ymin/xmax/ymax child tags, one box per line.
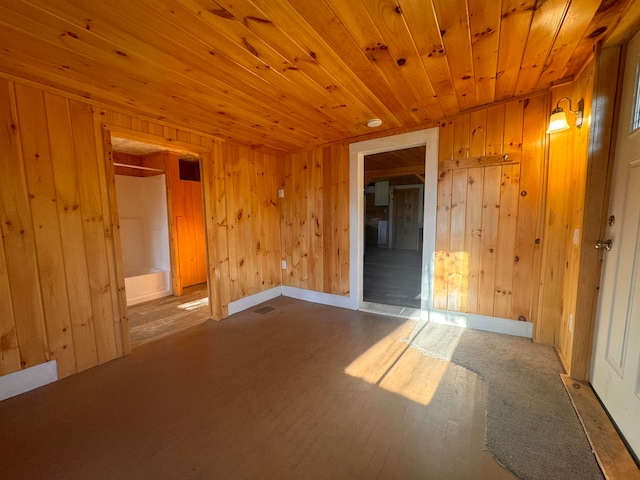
<box><xmin>363</xmin><ymin>146</ymin><xmax>425</xmax><ymax>309</ymax></box>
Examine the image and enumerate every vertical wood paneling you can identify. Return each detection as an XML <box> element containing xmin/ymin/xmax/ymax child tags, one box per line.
<box><xmin>338</xmin><ymin>144</ymin><xmax>350</xmax><ymax>294</ymax></box>
<box><xmin>281</xmin><ymin>152</ymin><xmax>294</xmax><ymax>286</ymax></box>
<box><xmin>512</xmin><ymin>94</ymin><xmax>547</xmax><ymax>323</ymax></box>
<box><xmin>453</xmin><ymin>115</ymin><xmax>471</xmax><ymax>159</ymax></box>
<box><xmin>432</xmin><ymin>98</ymin><xmax>543</xmax><ymax>322</ymax></box>
<box><xmin>439</xmin><ymin>119</ymin><xmax>454</xmax><ymax>168</ymax></box>
<box><xmin>0</xmin><ymin>80</ymin><xmax>49</xmax><ymax>371</ymax></box>
<box><xmin>486</xmin><ymin>105</ymin><xmax>505</xmax><ymax>155</ymax></box>
<box><xmin>242</xmin><ymin>150</ymin><xmax>257</xmax><ymax>296</ymax></box>
<box><xmin>448</xmin><ymin>169</ymin><xmax>469</xmax><ymax>310</ymax></box>
<box><xmin>281</xmin><ymin>144</ymin><xmax>349</xmax><ymax>296</ymax></box>
<box><xmin>14</xmin><ymin>84</ymin><xmax>77</xmax><ymax>377</ymax></box>
<box><xmin>434</xmin><ymin>169</ymin><xmax>453</xmax><ymax>309</ymax></box>
<box><xmin>504</xmin><ymin>100</ymin><xmax>525</xmax><ymax>152</ymax></box>
<box><xmin>464</xmin><ymin>167</ymin><xmax>484</xmax><ymax>314</ymax></box>
<box><xmin>469</xmin><ymin>110</ymin><xmax>487</xmax><ymax>157</ymax></box>
<box><xmin>321</xmin><ymin>149</ymin><xmax>333</xmax><ymax>294</ymax></box>
<box><xmin>69</xmin><ymin>100</ymin><xmax>119</xmax><ymax>364</ymax></box>
<box><xmin>478</xmin><ymin>166</ymin><xmax>502</xmax><ymax>316</ymax></box>
<box><xmin>225</xmin><ymin>144</ymin><xmax>241</xmax><ymax>299</ymax></box>
<box><xmin>494</xmin><ymin>164</ymin><xmax>520</xmax><ymax>318</ymax></box>
<box><xmin>212</xmin><ymin>142</ymin><xmax>231</xmax><ymax>317</ymax></box>
<box><xmin>0</xmin><ymin>221</ymin><xmax>20</xmax><ymax>375</ymax></box>
<box><xmin>213</xmin><ymin>144</ymin><xmax>281</xmax><ymax>302</ymax></box>
<box><xmin>254</xmin><ymin>152</ymin><xmax>268</xmax><ymax>292</ymax></box>
<box><xmin>199</xmin><ymin>149</ymin><xmax>221</xmax><ymax>320</ymax></box>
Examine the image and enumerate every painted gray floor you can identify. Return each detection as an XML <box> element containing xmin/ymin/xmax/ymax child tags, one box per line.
<box><xmin>363</xmin><ymin>246</ymin><xmax>422</xmax><ymax>309</ymax></box>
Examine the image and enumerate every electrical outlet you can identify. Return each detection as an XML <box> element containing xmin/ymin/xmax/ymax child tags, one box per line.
<box><xmin>281</xmin><ymin>260</ymin><xmax>287</xmax><ymax>269</ymax></box>
<box><xmin>573</xmin><ymin>228</ymin><xmax>580</xmax><ymax>246</ymax></box>
<box><xmin>278</xmin><ymin>189</ymin><xmax>284</xmax><ymax>198</ymax></box>
<box><xmin>569</xmin><ymin>314</ymin><xmax>574</xmax><ymax>333</ymax></box>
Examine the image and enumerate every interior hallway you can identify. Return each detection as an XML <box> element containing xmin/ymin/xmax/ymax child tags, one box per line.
<box><xmin>0</xmin><ymin>297</ymin><xmax>513</xmax><ymax>480</ymax></box>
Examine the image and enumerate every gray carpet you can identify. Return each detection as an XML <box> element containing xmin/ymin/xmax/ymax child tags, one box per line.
<box><xmin>406</xmin><ymin>323</ymin><xmax>604</xmax><ymax>480</ymax></box>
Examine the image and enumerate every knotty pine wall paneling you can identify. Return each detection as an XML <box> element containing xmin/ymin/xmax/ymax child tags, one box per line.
<box><xmin>0</xmin><ymin>79</ymin><xmax>124</xmax><ymax>378</ymax></box>
<box><xmin>434</xmin><ymin>95</ymin><xmax>547</xmax><ymax>325</ymax></box>
<box><xmin>538</xmin><ymin>58</ymin><xmax>596</xmax><ymax>353</ymax></box>
<box><xmin>548</xmin><ymin>46</ymin><xmax>622</xmax><ymax>379</ymax></box>
<box><xmin>221</xmin><ymin>143</ymin><xmax>281</xmax><ymax>302</ymax></box>
<box><xmin>0</xmin><ymin>76</ymin><xmax>284</xmax><ymax>381</ymax></box>
<box><xmin>279</xmin><ymin>144</ymin><xmax>350</xmax><ymax>296</ymax></box>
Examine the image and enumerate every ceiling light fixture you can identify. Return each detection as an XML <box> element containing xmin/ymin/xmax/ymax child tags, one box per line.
<box><xmin>547</xmin><ymin>97</ymin><xmax>584</xmax><ymax>134</ymax></box>
<box><xmin>366</xmin><ymin>118</ymin><xmax>383</xmax><ymax>128</ymax></box>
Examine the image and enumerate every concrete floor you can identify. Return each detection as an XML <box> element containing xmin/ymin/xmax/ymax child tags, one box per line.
<box><xmin>0</xmin><ymin>296</ymin><xmax>512</xmax><ymax>480</ymax></box>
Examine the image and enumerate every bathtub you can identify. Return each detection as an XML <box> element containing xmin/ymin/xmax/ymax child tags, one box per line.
<box><xmin>124</xmin><ymin>268</ymin><xmax>172</xmax><ymax>306</ymax></box>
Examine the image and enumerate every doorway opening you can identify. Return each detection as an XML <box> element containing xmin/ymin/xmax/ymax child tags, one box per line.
<box><xmin>363</xmin><ymin>147</ymin><xmax>425</xmax><ymax>308</ymax></box>
<box><xmin>110</xmin><ymin>135</ymin><xmax>210</xmax><ymax>346</ymax></box>
<box><xmin>349</xmin><ymin>128</ymin><xmax>439</xmax><ymax>314</ymax></box>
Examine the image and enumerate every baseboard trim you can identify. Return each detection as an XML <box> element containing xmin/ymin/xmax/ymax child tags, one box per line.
<box><xmin>356</xmin><ymin>303</ymin><xmax>533</xmax><ymax>338</ymax></box>
<box><xmin>427</xmin><ymin>309</ymin><xmax>534</xmax><ymax>338</ymax></box>
<box><xmin>0</xmin><ymin>360</ymin><xmax>58</xmax><ymax>402</ymax></box>
<box><xmin>228</xmin><ymin>287</ymin><xmax>282</xmax><ymax>315</ymax></box>
<box><xmin>282</xmin><ymin>286</ymin><xmax>351</xmax><ymax>309</ymax></box>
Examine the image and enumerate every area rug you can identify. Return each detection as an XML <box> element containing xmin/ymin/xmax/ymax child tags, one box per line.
<box><xmin>406</xmin><ymin>323</ymin><xmax>604</xmax><ymax>480</ymax></box>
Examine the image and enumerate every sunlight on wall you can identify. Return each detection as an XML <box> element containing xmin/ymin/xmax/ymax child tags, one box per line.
<box><xmin>434</xmin><ymin>251</ymin><xmax>470</xmax><ymax>311</ymax></box>
<box><xmin>345</xmin><ymin>320</ymin><xmax>464</xmax><ymax>405</ymax></box>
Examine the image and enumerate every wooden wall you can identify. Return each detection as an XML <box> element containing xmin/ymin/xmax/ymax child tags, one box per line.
<box><xmin>279</xmin><ymin>145</ymin><xmax>350</xmax><ymax>296</ymax></box>
<box><xmin>0</xmin><ymin>77</ymin><xmax>282</xmax><ymax>380</ymax></box>
<box><xmin>539</xmin><ymin>65</ymin><xmax>595</xmax><ymax>353</ymax></box>
<box><xmin>435</xmin><ymin>96</ymin><xmax>547</xmax><ymax>321</ymax></box>
<box><xmin>217</xmin><ymin>143</ymin><xmax>281</xmax><ymax>303</ymax></box>
<box><xmin>0</xmin><ymin>80</ymin><xmax>125</xmax><ymax>378</ymax></box>
<box><xmin>543</xmin><ymin>46</ymin><xmax>622</xmax><ymax>379</ymax></box>
<box><xmin>280</xmin><ymin>96</ymin><xmax>548</xmax><ymax>326</ymax></box>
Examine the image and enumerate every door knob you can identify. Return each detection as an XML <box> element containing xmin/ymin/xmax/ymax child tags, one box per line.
<box><xmin>594</xmin><ymin>239</ymin><xmax>612</xmax><ymax>251</ymax></box>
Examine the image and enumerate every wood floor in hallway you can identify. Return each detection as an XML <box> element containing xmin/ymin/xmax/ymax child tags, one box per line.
<box><xmin>128</xmin><ymin>283</ymin><xmax>210</xmax><ymax>347</ymax></box>
<box><xmin>0</xmin><ymin>296</ymin><xmax>513</xmax><ymax>480</ymax></box>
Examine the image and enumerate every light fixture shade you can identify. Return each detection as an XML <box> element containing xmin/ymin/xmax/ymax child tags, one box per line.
<box><xmin>366</xmin><ymin>118</ymin><xmax>383</xmax><ymax>128</ymax></box>
<box><xmin>547</xmin><ymin>110</ymin><xmax>570</xmax><ymax>134</ymax></box>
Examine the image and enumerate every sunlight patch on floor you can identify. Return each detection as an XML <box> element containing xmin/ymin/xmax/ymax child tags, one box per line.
<box><xmin>177</xmin><ymin>297</ymin><xmax>209</xmax><ymax>311</ymax></box>
<box><xmin>345</xmin><ymin>319</ymin><xmax>465</xmax><ymax>405</ymax></box>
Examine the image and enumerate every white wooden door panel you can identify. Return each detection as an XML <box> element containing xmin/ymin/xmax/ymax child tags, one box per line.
<box><xmin>591</xmin><ymin>31</ymin><xmax>640</xmax><ymax>459</ymax></box>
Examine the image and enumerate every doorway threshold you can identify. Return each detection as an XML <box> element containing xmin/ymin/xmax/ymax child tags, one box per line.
<box><xmin>360</xmin><ymin>301</ymin><xmax>423</xmax><ymax>320</ymax></box>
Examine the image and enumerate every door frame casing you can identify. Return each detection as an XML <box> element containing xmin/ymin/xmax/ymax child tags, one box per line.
<box><xmin>349</xmin><ymin>129</ymin><xmax>439</xmax><ymax>311</ymax></box>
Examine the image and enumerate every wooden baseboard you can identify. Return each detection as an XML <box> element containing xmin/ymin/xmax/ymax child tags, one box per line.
<box><xmin>561</xmin><ymin>375</ymin><xmax>640</xmax><ymax>479</ymax></box>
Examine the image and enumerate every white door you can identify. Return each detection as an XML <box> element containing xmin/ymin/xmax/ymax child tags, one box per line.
<box><xmin>591</xmin><ymin>31</ymin><xmax>640</xmax><ymax>459</ymax></box>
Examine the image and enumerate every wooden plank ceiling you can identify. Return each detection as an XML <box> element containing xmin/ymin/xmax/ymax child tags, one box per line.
<box><xmin>0</xmin><ymin>0</ymin><xmax>638</xmax><ymax>153</ymax></box>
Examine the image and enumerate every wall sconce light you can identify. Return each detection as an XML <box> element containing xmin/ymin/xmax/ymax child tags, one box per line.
<box><xmin>546</xmin><ymin>97</ymin><xmax>584</xmax><ymax>134</ymax></box>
